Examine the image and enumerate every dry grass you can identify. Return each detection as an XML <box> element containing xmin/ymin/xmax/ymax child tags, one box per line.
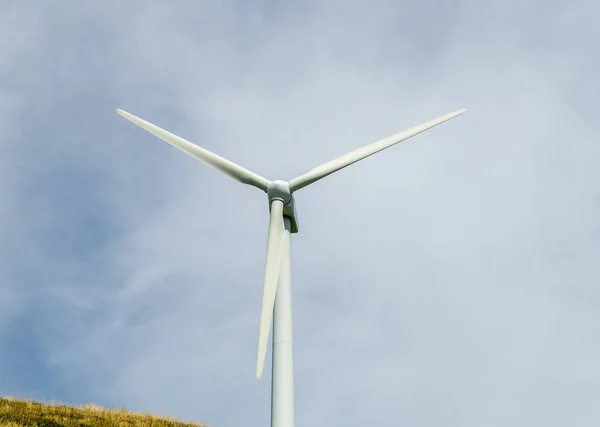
<box><xmin>0</xmin><ymin>397</ymin><xmax>208</xmax><ymax>427</ymax></box>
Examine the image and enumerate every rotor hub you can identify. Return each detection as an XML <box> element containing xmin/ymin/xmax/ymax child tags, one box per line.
<box><xmin>267</xmin><ymin>180</ymin><xmax>292</xmax><ymax>204</ymax></box>
<box><xmin>266</xmin><ymin>180</ymin><xmax>299</xmax><ymax>234</ymax></box>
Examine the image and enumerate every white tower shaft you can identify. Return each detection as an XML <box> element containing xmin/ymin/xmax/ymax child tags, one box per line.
<box><xmin>271</xmin><ymin>216</ymin><xmax>295</xmax><ymax>427</ymax></box>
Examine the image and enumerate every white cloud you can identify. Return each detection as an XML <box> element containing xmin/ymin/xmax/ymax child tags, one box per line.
<box><xmin>1</xmin><ymin>0</ymin><xmax>599</xmax><ymax>426</ymax></box>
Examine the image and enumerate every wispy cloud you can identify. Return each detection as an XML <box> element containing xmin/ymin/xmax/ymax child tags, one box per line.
<box><xmin>1</xmin><ymin>1</ymin><xmax>599</xmax><ymax>426</ymax></box>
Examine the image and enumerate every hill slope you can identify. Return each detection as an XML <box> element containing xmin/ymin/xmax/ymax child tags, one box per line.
<box><xmin>0</xmin><ymin>397</ymin><xmax>208</xmax><ymax>427</ymax></box>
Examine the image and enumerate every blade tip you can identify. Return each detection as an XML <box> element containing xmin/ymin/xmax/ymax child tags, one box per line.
<box><xmin>446</xmin><ymin>108</ymin><xmax>467</xmax><ymax>120</ymax></box>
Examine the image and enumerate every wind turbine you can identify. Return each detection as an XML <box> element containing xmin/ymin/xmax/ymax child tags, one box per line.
<box><xmin>116</xmin><ymin>107</ymin><xmax>466</xmax><ymax>427</ymax></box>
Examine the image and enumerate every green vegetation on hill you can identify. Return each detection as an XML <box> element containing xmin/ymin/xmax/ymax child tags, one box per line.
<box><xmin>0</xmin><ymin>397</ymin><xmax>207</xmax><ymax>427</ymax></box>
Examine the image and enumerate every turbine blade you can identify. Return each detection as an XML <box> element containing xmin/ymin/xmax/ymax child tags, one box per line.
<box><xmin>256</xmin><ymin>199</ymin><xmax>286</xmax><ymax>379</ymax></box>
<box><xmin>116</xmin><ymin>109</ymin><xmax>270</xmax><ymax>191</ymax></box>
<box><xmin>288</xmin><ymin>109</ymin><xmax>467</xmax><ymax>191</ymax></box>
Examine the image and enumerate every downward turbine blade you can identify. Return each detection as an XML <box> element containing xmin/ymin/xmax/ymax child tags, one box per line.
<box><xmin>116</xmin><ymin>109</ymin><xmax>270</xmax><ymax>191</ymax></box>
<box><xmin>289</xmin><ymin>109</ymin><xmax>467</xmax><ymax>191</ymax></box>
<box><xmin>256</xmin><ymin>199</ymin><xmax>286</xmax><ymax>379</ymax></box>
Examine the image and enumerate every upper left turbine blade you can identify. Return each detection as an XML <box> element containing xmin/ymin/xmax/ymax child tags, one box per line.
<box><xmin>116</xmin><ymin>109</ymin><xmax>270</xmax><ymax>192</ymax></box>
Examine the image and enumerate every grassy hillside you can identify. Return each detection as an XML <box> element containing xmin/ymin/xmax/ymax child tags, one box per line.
<box><xmin>0</xmin><ymin>397</ymin><xmax>208</xmax><ymax>427</ymax></box>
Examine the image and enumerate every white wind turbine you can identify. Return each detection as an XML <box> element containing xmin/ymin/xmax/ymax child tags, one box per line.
<box><xmin>116</xmin><ymin>107</ymin><xmax>466</xmax><ymax>427</ymax></box>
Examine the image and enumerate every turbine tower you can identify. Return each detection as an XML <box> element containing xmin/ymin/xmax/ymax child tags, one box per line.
<box><xmin>116</xmin><ymin>107</ymin><xmax>466</xmax><ymax>427</ymax></box>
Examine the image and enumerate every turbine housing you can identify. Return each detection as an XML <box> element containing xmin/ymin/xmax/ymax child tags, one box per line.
<box><xmin>267</xmin><ymin>180</ymin><xmax>299</xmax><ymax>234</ymax></box>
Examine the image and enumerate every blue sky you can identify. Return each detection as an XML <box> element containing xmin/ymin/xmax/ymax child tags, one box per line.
<box><xmin>1</xmin><ymin>1</ymin><xmax>599</xmax><ymax>426</ymax></box>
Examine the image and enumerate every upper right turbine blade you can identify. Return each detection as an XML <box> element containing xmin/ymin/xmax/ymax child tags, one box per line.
<box><xmin>288</xmin><ymin>109</ymin><xmax>466</xmax><ymax>192</ymax></box>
